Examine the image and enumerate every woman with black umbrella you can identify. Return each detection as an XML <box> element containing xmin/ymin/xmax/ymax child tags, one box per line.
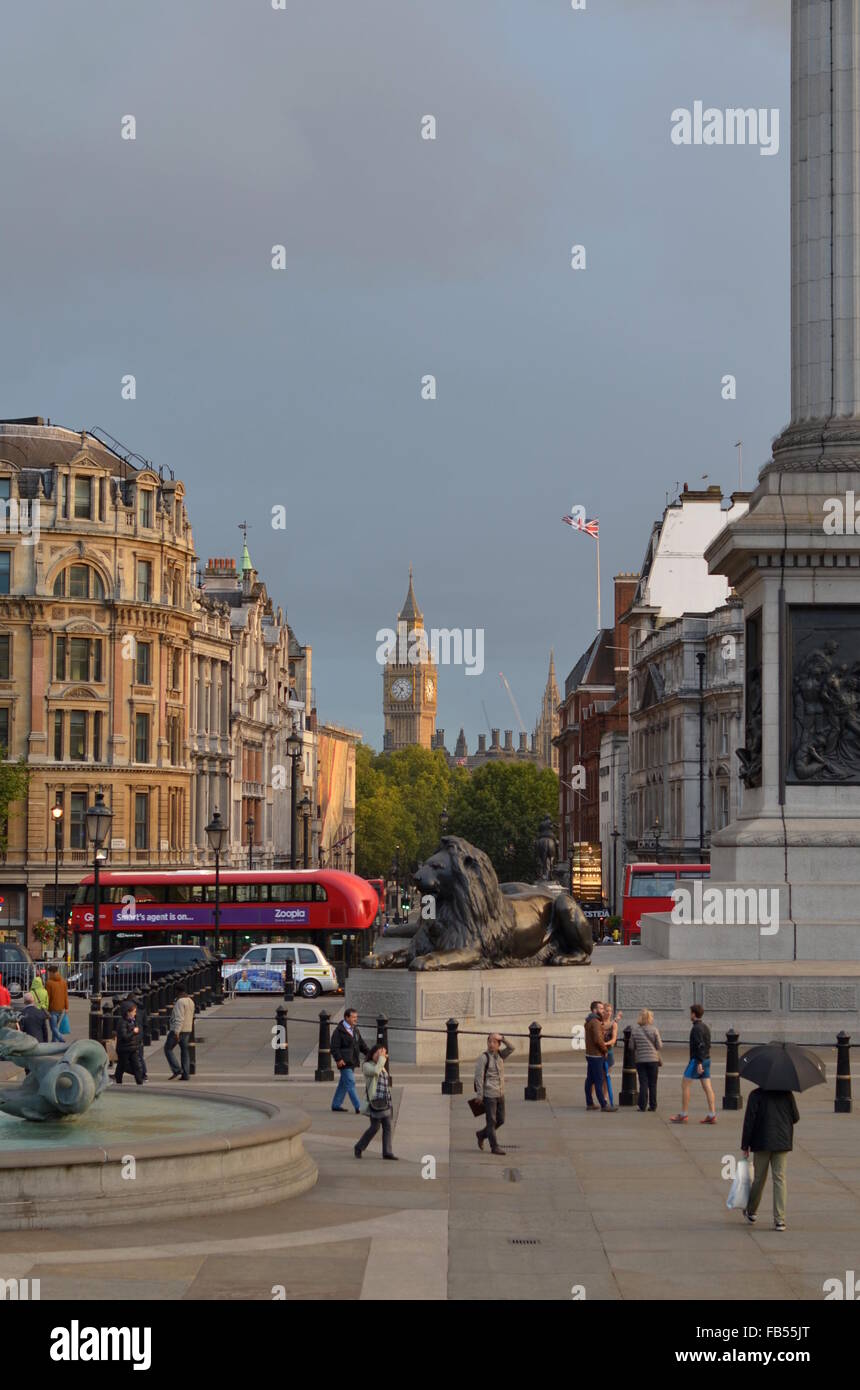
<box><xmin>737</xmin><ymin>1041</ymin><xmax>825</xmax><ymax>1232</ymax></box>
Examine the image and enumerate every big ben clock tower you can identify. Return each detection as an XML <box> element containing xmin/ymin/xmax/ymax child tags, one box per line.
<box><xmin>382</xmin><ymin>567</ymin><xmax>438</xmax><ymax>750</ymax></box>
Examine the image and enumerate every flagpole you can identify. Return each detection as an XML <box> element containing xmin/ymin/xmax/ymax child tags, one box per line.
<box><xmin>596</xmin><ymin>531</ymin><xmax>601</xmax><ymax>631</ymax></box>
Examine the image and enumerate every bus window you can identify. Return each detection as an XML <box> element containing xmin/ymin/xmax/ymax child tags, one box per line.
<box><xmin>235</xmin><ymin>884</ymin><xmax>261</xmax><ymax>902</ymax></box>
<box><xmin>629</xmin><ymin>873</ymin><xmax>677</xmax><ymax>897</ymax></box>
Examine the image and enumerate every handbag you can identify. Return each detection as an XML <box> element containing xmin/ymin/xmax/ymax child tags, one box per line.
<box><xmin>58</xmin><ymin>1011</ymin><xmax>70</xmax><ymax>1037</ymax></box>
<box><xmin>468</xmin><ymin>1054</ymin><xmax>490</xmax><ymax>1117</ymax></box>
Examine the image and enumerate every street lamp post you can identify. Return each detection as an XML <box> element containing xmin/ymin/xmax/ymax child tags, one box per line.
<box><xmin>652</xmin><ymin>816</ymin><xmax>662</xmax><ymax>861</ymax></box>
<box><xmin>392</xmin><ymin>843</ymin><xmax>401</xmax><ymax>923</ymax></box>
<box><xmin>206</xmin><ymin>809</ymin><xmax>228</xmax><ymax>957</ymax></box>
<box><xmin>610</xmin><ymin>825</ymin><xmax>620</xmax><ymax>918</ymax></box>
<box><xmin>287</xmin><ymin>727</ymin><xmax>303</xmax><ymax>870</ymax></box>
<box><xmin>300</xmin><ymin>792</ymin><xmax>311</xmax><ymax>869</ymax></box>
<box><xmin>51</xmin><ymin>800</ymin><xmax>64</xmax><ymax>959</ymax></box>
<box><xmin>84</xmin><ymin>790</ymin><xmax>112</xmax><ymax>1016</ymax></box>
<box><xmin>246</xmin><ymin>815</ymin><xmax>255</xmax><ymax>873</ymax></box>
<box><xmin>697</xmin><ymin>651</ymin><xmax>706</xmax><ymax>863</ymax></box>
<box><xmin>346</xmin><ymin>832</ymin><xmax>353</xmax><ymax>873</ymax></box>
<box><xmin>312</xmin><ymin>808</ymin><xmax>322</xmax><ymax>867</ymax></box>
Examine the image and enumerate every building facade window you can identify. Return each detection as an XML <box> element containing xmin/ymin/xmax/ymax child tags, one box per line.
<box><xmin>61</xmin><ymin>475</ymin><xmax>69</xmax><ymax>518</ymax></box>
<box><xmin>135</xmin><ymin>712</ymin><xmax>150</xmax><ymax>762</ymax></box>
<box><xmin>70</xmin><ymin>791</ymin><xmax>87</xmax><ymax>849</ymax></box>
<box><xmin>53</xmin><ymin>565</ymin><xmax>105</xmax><ymax>601</ymax></box>
<box><xmin>171</xmin><ymin>648</ymin><xmax>181</xmax><ymax>690</ymax></box>
<box><xmin>69</xmin><ymin>710</ymin><xmax>87</xmax><ymax>761</ymax></box>
<box><xmin>73</xmin><ymin>476</ymin><xmax>93</xmax><ymax>519</ymax></box>
<box><xmin>136</xmin><ymin>560</ymin><xmax>152</xmax><ymax>603</ymax></box>
<box><xmin>0</xmin><ymin>706</ymin><xmax>9</xmax><ymax>752</ymax></box>
<box><xmin>135</xmin><ymin>642</ymin><xmax>151</xmax><ymax>685</ymax></box>
<box><xmin>134</xmin><ymin>792</ymin><xmax>149</xmax><ymax>850</ymax></box>
<box><xmin>54</xmin><ymin>711</ymin><xmax>64</xmax><ymax>760</ymax></box>
<box><xmin>0</xmin><ymin>634</ymin><xmax>9</xmax><ymax>680</ymax></box>
<box><xmin>55</xmin><ymin>636</ymin><xmax>102</xmax><ymax>683</ymax></box>
<box><xmin>139</xmin><ymin>490</ymin><xmax>153</xmax><ymax>528</ymax></box>
<box><xmin>0</xmin><ymin>552</ymin><xmax>10</xmax><ymax>595</ymax></box>
<box><xmin>92</xmin><ymin>711</ymin><xmax>103</xmax><ymax>763</ymax></box>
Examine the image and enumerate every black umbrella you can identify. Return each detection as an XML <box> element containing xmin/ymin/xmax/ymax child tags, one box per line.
<box><xmin>738</xmin><ymin>1041</ymin><xmax>826</xmax><ymax>1092</ymax></box>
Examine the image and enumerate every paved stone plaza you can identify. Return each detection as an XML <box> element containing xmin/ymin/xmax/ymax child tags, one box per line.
<box><xmin>2</xmin><ymin>994</ymin><xmax>858</xmax><ymax>1302</ymax></box>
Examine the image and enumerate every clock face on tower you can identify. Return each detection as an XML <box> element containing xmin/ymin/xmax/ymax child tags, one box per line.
<box><xmin>424</xmin><ymin>677</ymin><xmax>435</xmax><ymax>700</ymax></box>
<box><xmin>391</xmin><ymin>676</ymin><xmax>412</xmax><ymax>701</ymax></box>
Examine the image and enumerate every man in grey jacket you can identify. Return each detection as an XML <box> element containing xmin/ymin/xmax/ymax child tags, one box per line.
<box><xmin>474</xmin><ymin>1033</ymin><xmax>514</xmax><ymax>1156</ymax></box>
<box><xmin>165</xmin><ymin>987</ymin><xmax>195</xmax><ymax>1080</ymax></box>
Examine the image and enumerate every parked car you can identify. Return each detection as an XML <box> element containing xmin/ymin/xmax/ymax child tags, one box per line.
<box><xmin>0</xmin><ymin>942</ymin><xmax>35</xmax><ymax>996</ymax></box>
<box><xmin>67</xmin><ymin>944</ymin><xmax>217</xmax><ymax>990</ymax></box>
<box><xmin>222</xmin><ymin>942</ymin><xmax>339</xmax><ymax>998</ymax></box>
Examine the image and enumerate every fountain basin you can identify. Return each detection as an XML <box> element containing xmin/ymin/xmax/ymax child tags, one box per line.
<box><xmin>0</xmin><ymin>1087</ymin><xmax>317</xmax><ymax>1230</ymax></box>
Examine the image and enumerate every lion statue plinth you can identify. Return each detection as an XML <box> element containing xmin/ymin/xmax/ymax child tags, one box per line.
<box><xmin>363</xmin><ymin>836</ymin><xmax>592</xmax><ymax>971</ymax></box>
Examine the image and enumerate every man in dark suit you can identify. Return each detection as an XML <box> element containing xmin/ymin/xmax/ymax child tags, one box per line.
<box><xmin>330</xmin><ymin>1008</ymin><xmax>370</xmax><ymax>1113</ymax></box>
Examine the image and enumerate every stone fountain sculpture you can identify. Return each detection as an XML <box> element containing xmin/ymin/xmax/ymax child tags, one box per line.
<box><xmin>0</xmin><ymin>1007</ymin><xmax>109</xmax><ymax>1121</ymax></box>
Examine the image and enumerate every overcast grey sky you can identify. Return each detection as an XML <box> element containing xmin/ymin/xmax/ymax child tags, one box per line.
<box><xmin>0</xmin><ymin>0</ymin><xmax>790</xmax><ymax>749</ymax></box>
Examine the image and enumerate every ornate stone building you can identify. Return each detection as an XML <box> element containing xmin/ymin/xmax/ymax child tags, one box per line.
<box><xmin>198</xmin><ymin>548</ymin><xmax>314</xmax><ymax>869</ymax></box>
<box><xmin>382</xmin><ymin>568</ymin><xmax>437</xmax><ymax>751</ymax></box>
<box><xmin>0</xmin><ymin>418</ymin><xmax>198</xmax><ymax>943</ymax></box>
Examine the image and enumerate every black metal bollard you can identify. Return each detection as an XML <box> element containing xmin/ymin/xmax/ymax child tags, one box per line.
<box><xmin>283</xmin><ymin>958</ymin><xmax>294</xmax><ymax>1003</ymax></box>
<box><xmin>274</xmin><ymin>1005</ymin><xmax>289</xmax><ymax>1076</ymax></box>
<box><xmin>376</xmin><ymin>1013</ymin><xmax>391</xmax><ymax>1077</ymax></box>
<box><xmin>88</xmin><ymin>994</ymin><xmax>101</xmax><ymax>1041</ymax></box>
<box><xmin>188</xmin><ymin>1014</ymin><xmax>197</xmax><ymax>1076</ymax></box>
<box><xmin>100</xmin><ymin>997</ymin><xmax>114</xmax><ymax>1044</ymax></box>
<box><xmin>619</xmin><ymin>1025</ymin><xmax>637</xmax><ymax>1107</ymax></box>
<box><xmin>836</xmin><ymin>1031</ymin><xmax>852</xmax><ymax>1113</ymax></box>
<box><xmin>722</xmin><ymin>1028</ymin><xmax>742</xmax><ymax>1110</ymax></box>
<box><xmin>140</xmin><ymin>985</ymin><xmax>153</xmax><ymax>1047</ymax></box>
<box><xmin>524</xmin><ymin>1021</ymin><xmax>547</xmax><ymax>1101</ymax></box>
<box><xmin>441</xmin><ymin>1018</ymin><xmax>463</xmax><ymax>1095</ymax></box>
<box><xmin>314</xmin><ymin>1010</ymin><xmax>334</xmax><ymax>1081</ymax></box>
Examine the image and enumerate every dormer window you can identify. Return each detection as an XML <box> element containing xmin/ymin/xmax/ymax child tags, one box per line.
<box><xmin>139</xmin><ymin>490</ymin><xmax>153</xmax><ymax>528</ymax></box>
<box><xmin>74</xmin><ymin>477</ymin><xmax>92</xmax><ymax>520</ymax></box>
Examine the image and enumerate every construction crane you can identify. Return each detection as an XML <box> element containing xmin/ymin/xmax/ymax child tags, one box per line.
<box><xmin>498</xmin><ymin>672</ymin><xmax>528</xmax><ymax>735</ymax></box>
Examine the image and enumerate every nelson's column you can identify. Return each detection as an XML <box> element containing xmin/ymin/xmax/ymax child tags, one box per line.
<box><xmin>706</xmin><ymin>0</ymin><xmax>860</xmax><ymax>959</ymax></box>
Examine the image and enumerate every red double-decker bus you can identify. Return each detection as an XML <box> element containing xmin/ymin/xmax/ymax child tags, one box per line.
<box><xmin>71</xmin><ymin>868</ymin><xmax>379</xmax><ymax>971</ymax></box>
<box><xmin>621</xmin><ymin>862</ymin><xmax>710</xmax><ymax>945</ymax></box>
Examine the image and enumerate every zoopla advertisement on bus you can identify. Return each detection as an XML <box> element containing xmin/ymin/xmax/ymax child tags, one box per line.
<box><xmin>78</xmin><ymin>905</ymin><xmax>311</xmax><ymax>927</ymax></box>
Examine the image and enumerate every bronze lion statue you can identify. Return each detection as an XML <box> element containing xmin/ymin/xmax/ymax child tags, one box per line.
<box><xmin>363</xmin><ymin>836</ymin><xmax>592</xmax><ymax>970</ymax></box>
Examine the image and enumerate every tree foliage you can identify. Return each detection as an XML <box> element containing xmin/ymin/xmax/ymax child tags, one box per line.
<box><xmin>0</xmin><ymin>756</ymin><xmax>30</xmax><ymax>855</ymax></box>
<box><xmin>355</xmin><ymin>743</ymin><xmax>558</xmax><ymax>885</ymax></box>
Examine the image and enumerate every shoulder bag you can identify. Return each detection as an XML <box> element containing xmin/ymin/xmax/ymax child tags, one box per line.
<box><xmin>468</xmin><ymin>1054</ymin><xmax>490</xmax><ymax>1117</ymax></box>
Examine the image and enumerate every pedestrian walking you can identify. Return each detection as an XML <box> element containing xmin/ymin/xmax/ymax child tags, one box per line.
<box><xmin>354</xmin><ymin>1046</ymin><xmax>398</xmax><ymax>1159</ymax></box>
<box><xmin>114</xmin><ymin>1000</ymin><xmax>145</xmax><ymax>1086</ymax></box>
<box><xmin>165</xmin><ymin>986</ymin><xmax>195</xmax><ymax>1080</ymax></box>
<box><xmin>0</xmin><ymin>973</ymin><xmax>10</xmax><ymax>1007</ymax></box>
<box><xmin>331</xmin><ymin>1007</ymin><xmax>370</xmax><ymax>1113</ymax></box>
<box><xmin>602</xmin><ymin>1003</ymin><xmax>622</xmax><ymax>1106</ymax></box>
<box><xmin>45</xmin><ymin>966</ymin><xmax>69</xmax><ymax>1042</ymax></box>
<box><xmin>17</xmin><ymin>992</ymin><xmax>51</xmax><ymax>1042</ymax></box>
<box><xmin>740</xmin><ymin>1088</ymin><xmax>799</xmax><ymax>1231</ymax></box>
<box><xmin>584</xmin><ymin>1001</ymin><xmax>615</xmax><ymax>1111</ymax></box>
<box><xmin>31</xmin><ymin>971</ymin><xmax>50</xmax><ymax>1012</ymax></box>
<box><xmin>629</xmin><ymin>1008</ymin><xmax>662</xmax><ymax>1111</ymax></box>
<box><xmin>671</xmin><ymin>1004</ymin><xmax>717</xmax><ymax>1124</ymax></box>
<box><xmin>474</xmin><ymin>1032</ymin><xmax>514</xmax><ymax>1154</ymax></box>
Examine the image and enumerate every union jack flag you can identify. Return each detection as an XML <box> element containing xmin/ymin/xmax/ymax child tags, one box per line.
<box><xmin>562</xmin><ymin>513</ymin><xmax>599</xmax><ymax>538</ymax></box>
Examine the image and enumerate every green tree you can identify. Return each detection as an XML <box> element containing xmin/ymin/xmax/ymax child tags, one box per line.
<box><xmin>446</xmin><ymin>761</ymin><xmax>559</xmax><ymax>882</ymax></box>
<box><xmin>354</xmin><ymin>743</ymin><xmax>452</xmax><ymax>878</ymax></box>
<box><xmin>0</xmin><ymin>756</ymin><xmax>29</xmax><ymax>856</ymax></box>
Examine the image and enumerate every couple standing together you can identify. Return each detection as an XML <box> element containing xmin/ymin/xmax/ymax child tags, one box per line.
<box><xmin>584</xmin><ymin>1000</ymin><xmax>621</xmax><ymax>1111</ymax></box>
<box><xmin>330</xmin><ymin>1008</ymin><xmax>398</xmax><ymax>1160</ymax></box>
